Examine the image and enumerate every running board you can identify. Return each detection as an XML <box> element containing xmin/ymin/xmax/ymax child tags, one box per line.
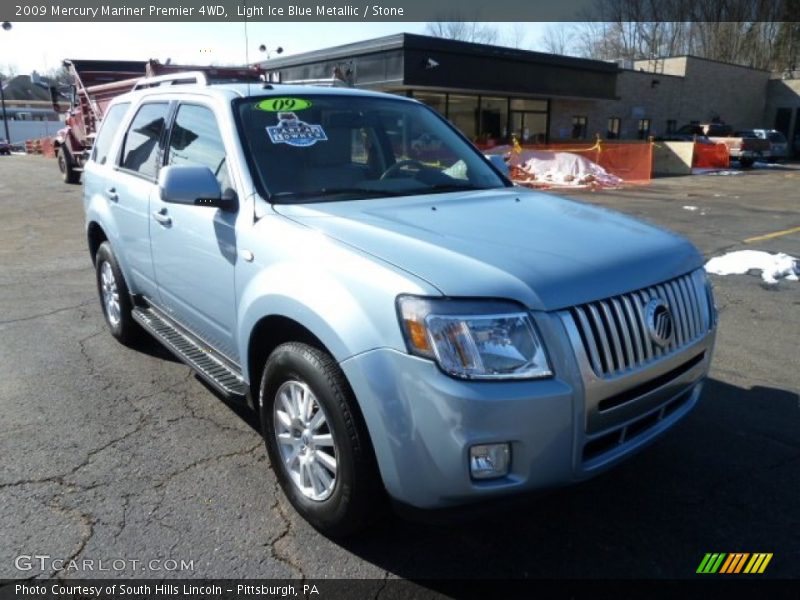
<box><xmin>132</xmin><ymin>307</ymin><xmax>247</xmax><ymax>401</ymax></box>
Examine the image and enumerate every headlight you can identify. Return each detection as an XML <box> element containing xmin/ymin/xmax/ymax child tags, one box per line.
<box><xmin>396</xmin><ymin>295</ymin><xmax>552</xmax><ymax>380</ymax></box>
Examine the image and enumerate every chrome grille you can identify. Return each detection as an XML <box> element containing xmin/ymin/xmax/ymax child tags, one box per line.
<box><xmin>569</xmin><ymin>271</ymin><xmax>709</xmax><ymax>377</ymax></box>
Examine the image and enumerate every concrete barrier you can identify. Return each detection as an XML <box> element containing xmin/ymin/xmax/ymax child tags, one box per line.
<box><xmin>653</xmin><ymin>141</ymin><xmax>694</xmax><ymax>175</ymax></box>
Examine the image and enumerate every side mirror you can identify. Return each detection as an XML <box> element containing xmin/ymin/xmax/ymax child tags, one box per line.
<box><xmin>158</xmin><ymin>165</ymin><xmax>230</xmax><ymax>209</ymax></box>
<box><xmin>49</xmin><ymin>86</ymin><xmax>67</xmax><ymax>114</ymax></box>
<box><xmin>486</xmin><ymin>154</ymin><xmax>510</xmax><ymax>177</ymax></box>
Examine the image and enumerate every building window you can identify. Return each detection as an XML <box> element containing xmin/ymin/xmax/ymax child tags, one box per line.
<box><xmin>510</xmin><ymin>98</ymin><xmax>548</xmax><ymax>112</ymax></box>
<box><xmin>479</xmin><ymin>96</ymin><xmax>508</xmax><ymax>142</ymax></box>
<box><xmin>666</xmin><ymin>119</ymin><xmax>677</xmax><ymax>134</ymax></box>
<box><xmin>607</xmin><ymin>117</ymin><xmax>621</xmax><ymax>139</ymax></box>
<box><xmin>572</xmin><ymin>116</ymin><xmax>588</xmax><ymax>139</ymax></box>
<box><xmin>411</xmin><ymin>91</ymin><xmax>446</xmax><ymax>116</ymax></box>
<box><xmin>637</xmin><ymin>118</ymin><xmax>651</xmax><ymax>140</ymax></box>
<box><xmin>447</xmin><ymin>94</ymin><xmax>479</xmax><ymax>141</ymax></box>
<box><xmin>510</xmin><ymin>98</ymin><xmax>548</xmax><ymax>144</ymax></box>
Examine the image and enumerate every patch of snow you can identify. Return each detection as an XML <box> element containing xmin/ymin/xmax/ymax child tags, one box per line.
<box><xmin>683</xmin><ymin>205</ymin><xmax>699</xmax><ymax>211</ymax></box>
<box><xmin>705</xmin><ymin>250</ymin><xmax>799</xmax><ymax>284</ymax></box>
<box><xmin>692</xmin><ymin>168</ymin><xmax>743</xmax><ymax>176</ymax></box>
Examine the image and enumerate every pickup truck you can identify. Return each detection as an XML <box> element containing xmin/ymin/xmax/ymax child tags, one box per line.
<box><xmin>84</xmin><ymin>73</ymin><xmax>717</xmax><ymax>535</ymax></box>
<box><xmin>675</xmin><ymin>123</ymin><xmax>769</xmax><ymax>167</ymax></box>
<box><xmin>739</xmin><ymin>129</ymin><xmax>790</xmax><ymax>162</ymax></box>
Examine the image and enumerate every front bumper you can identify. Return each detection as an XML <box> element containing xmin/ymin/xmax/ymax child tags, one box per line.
<box><xmin>340</xmin><ymin>312</ymin><xmax>716</xmax><ymax>509</ymax></box>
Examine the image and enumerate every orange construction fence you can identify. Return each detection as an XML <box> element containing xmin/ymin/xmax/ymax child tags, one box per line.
<box><xmin>476</xmin><ymin>139</ymin><xmax>653</xmax><ymax>184</ymax></box>
<box><xmin>693</xmin><ymin>142</ymin><xmax>730</xmax><ymax>169</ymax></box>
<box><xmin>24</xmin><ymin>137</ymin><xmax>56</xmax><ymax>158</ymax></box>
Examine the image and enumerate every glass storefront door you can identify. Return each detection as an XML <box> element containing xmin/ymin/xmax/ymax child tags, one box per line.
<box><xmin>510</xmin><ymin>111</ymin><xmax>547</xmax><ymax>144</ymax></box>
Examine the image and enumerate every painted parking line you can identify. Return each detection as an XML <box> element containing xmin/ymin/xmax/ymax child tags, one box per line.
<box><xmin>744</xmin><ymin>225</ymin><xmax>800</xmax><ymax>244</ymax></box>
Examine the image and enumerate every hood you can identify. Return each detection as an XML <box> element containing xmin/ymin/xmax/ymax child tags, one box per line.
<box><xmin>273</xmin><ymin>188</ymin><xmax>703</xmax><ymax>311</ymax></box>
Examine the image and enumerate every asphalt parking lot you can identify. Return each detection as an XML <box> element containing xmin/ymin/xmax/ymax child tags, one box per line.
<box><xmin>1</xmin><ymin>156</ymin><xmax>798</xmax><ymax>585</ymax></box>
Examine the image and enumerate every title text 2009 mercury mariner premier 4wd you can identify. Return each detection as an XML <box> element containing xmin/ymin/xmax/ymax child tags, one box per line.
<box><xmin>84</xmin><ymin>73</ymin><xmax>716</xmax><ymax>535</ymax></box>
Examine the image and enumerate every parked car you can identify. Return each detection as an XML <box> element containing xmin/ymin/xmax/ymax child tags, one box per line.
<box><xmin>675</xmin><ymin>124</ymin><xmax>769</xmax><ymax>166</ymax></box>
<box><xmin>0</xmin><ymin>139</ymin><xmax>10</xmax><ymax>155</ymax></box>
<box><xmin>676</xmin><ymin>123</ymin><xmax>734</xmax><ymax>138</ymax></box>
<box><xmin>741</xmin><ymin>129</ymin><xmax>789</xmax><ymax>162</ymax></box>
<box><xmin>654</xmin><ymin>133</ymin><xmax>716</xmax><ymax>144</ymax></box>
<box><xmin>84</xmin><ymin>74</ymin><xmax>717</xmax><ymax>535</ymax></box>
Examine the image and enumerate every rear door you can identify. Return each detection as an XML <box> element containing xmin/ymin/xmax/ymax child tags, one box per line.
<box><xmin>149</xmin><ymin>101</ymin><xmax>239</xmax><ymax>361</ymax></box>
<box><xmin>109</xmin><ymin>101</ymin><xmax>171</xmax><ymax>299</ymax></box>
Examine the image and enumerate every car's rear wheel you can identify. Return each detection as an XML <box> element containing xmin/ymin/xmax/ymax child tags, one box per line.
<box><xmin>260</xmin><ymin>342</ymin><xmax>383</xmax><ymax>537</ymax></box>
<box><xmin>95</xmin><ymin>242</ymin><xmax>138</xmax><ymax>345</ymax></box>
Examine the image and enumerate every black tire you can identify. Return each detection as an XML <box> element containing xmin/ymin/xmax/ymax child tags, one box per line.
<box><xmin>94</xmin><ymin>242</ymin><xmax>139</xmax><ymax>345</ymax></box>
<box><xmin>57</xmin><ymin>147</ymin><xmax>81</xmax><ymax>184</ymax></box>
<box><xmin>260</xmin><ymin>342</ymin><xmax>383</xmax><ymax>537</ymax></box>
<box><xmin>738</xmin><ymin>157</ymin><xmax>754</xmax><ymax>168</ymax></box>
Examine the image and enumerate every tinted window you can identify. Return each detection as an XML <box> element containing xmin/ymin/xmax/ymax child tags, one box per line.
<box><xmin>92</xmin><ymin>103</ymin><xmax>130</xmax><ymax>165</ymax></box>
<box><xmin>120</xmin><ymin>103</ymin><xmax>169</xmax><ymax>178</ymax></box>
<box><xmin>167</xmin><ymin>104</ymin><xmax>231</xmax><ymax>191</ymax></box>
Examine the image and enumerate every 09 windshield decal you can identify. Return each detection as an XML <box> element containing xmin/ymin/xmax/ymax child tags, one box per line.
<box><xmin>256</xmin><ymin>97</ymin><xmax>313</xmax><ymax>112</ymax></box>
<box><xmin>266</xmin><ymin>112</ymin><xmax>327</xmax><ymax>147</ymax></box>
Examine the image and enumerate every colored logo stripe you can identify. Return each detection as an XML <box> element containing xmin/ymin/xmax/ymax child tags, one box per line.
<box><xmin>744</xmin><ymin>553</ymin><xmax>773</xmax><ymax>574</ymax></box>
<box><xmin>697</xmin><ymin>553</ymin><xmax>773</xmax><ymax>574</ymax></box>
<box><xmin>697</xmin><ymin>553</ymin><xmax>726</xmax><ymax>573</ymax></box>
<box><xmin>719</xmin><ymin>553</ymin><xmax>749</xmax><ymax>573</ymax></box>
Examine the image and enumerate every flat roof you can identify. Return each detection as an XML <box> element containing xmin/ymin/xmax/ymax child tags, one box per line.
<box><xmin>261</xmin><ymin>32</ymin><xmax>619</xmax><ymax>74</ymax></box>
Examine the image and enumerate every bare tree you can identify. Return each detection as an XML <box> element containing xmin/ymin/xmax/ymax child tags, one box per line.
<box><xmin>0</xmin><ymin>63</ymin><xmax>19</xmax><ymax>80</ymax></box>
<box><xmin>425</xmin><ymin>21</ymin><xmax>499</xmax><ymax>44</ymax></box>
<box><xmin>503</xmin><ymin>23</ymin><xmax>529</xmax><ymax>49</ymax></box>
<box><xmin>553</xmin><ymin>0</ymin><xmax>800</xmax><ymax>71</ymax></box>
<box><xmin>541</xmin><ymin>24</ymin><xmax>573</xmax><ymax>55</ymax></box>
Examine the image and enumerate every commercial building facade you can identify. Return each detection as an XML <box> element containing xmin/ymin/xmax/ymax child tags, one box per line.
<box><xmin>261</xmin><ymin>33</ymin><xmax>798</xmax><ymax>150</ymax></box>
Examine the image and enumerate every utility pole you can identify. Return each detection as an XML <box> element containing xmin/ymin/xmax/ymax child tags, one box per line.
<box><xmin>1</xmin><ymin>22</ymin><xmax>11</xmax><ymax>143</ymax></box>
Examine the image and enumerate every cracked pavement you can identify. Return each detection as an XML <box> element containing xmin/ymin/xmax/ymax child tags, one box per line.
<box><xmin>0</xmin><ymin>156</ymin><xmax>797</xmax><ymax>583</ymax></box>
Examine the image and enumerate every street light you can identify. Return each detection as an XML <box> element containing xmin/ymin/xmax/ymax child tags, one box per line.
<box><xmin>258</xmin><ymin>45</ymin><xmax>283</xmax><ymax>59</ymax></box>
<box><xmin>1</xmin><ymin>22</ymin><xmax>11</xmax><ymax>144</ymax></box>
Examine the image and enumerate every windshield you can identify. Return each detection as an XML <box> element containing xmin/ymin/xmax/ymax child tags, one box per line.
<box><xmin>768</xmin><ymin>131</ymin><xmax>787</xmax><ymax>143</ymax></box>
<box><xmin>235</xmin><ymin>94</ymin><xmax>508</xmax><ymax>203</ymax></box>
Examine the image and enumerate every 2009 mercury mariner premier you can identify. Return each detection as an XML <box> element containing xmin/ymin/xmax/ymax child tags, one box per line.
<box><xmin>83</xmin><ymin>72</ymin><xmax>716</xmax><ymax>535</ymax></box>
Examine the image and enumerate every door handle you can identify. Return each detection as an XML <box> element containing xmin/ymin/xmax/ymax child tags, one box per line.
<box><xmin>152</xmin><ymin>209</ymin><xmax>172</xmax><ymax>227</ymax></box>
<box><xmin>106</xmin><ymin>187</ymin><xmax>119</xmax><ymax>202</ymax></box>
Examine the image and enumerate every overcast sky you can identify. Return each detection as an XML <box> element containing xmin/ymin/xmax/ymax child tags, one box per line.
<box><xmin>3</xmin><ymin>22</ymin><xmax>551</xmax><ymax>74</ymax></box>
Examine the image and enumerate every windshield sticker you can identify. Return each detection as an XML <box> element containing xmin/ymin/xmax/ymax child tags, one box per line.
<box><xmin>256</xmin><ymin>97</ymin><xmax>312</xmax><ymax>112</ymax></box>
<box><xmin>266</xmin><ymin>112</ymin><xmax>327</xmax><ymax>147</ymax></box>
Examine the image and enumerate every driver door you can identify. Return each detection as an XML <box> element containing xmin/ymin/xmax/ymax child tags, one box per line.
<box><xmin>149</xmin><ymin>102</ymin><xmax>239</xmax><ymax>362</ymax></box>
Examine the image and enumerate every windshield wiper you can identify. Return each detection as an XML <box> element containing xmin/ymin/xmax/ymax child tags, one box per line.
<box><xmin>425</xmin><ymin>183</ymin><xmax>494</xmax><ymax>194</ymax></box>
<box><xmin>269</xmin><ymin>187</ymin><xmax>403</xmax><ymax>202</ymax></box>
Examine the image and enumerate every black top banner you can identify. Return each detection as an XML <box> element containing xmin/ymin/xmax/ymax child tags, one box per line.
<box><xmin>3</xmin><ymin>0</ymin><xmax>798</xmax><ymax>22</ymax></box>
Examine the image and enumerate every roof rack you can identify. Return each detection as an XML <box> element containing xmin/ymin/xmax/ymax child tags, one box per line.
<box><xmin>132</xmin><ymin>71</ymin><xmax>209</xmax><ymax>90</ymax></box>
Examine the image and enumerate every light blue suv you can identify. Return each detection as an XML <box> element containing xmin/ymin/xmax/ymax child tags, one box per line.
<box><xmin>84</xmin><ymin>74</ymin><xmax>716</xmax><ymax>535</ymax></box>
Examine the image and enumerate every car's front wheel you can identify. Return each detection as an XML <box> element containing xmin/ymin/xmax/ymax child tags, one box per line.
<box><xmin>57</xmin><ymin>147</ymin><xmax>81</xmax><ymax>184</ymax></box>
<box><xmin>260</xmin><ymin>342</ymin><xmax>383</xmax><ymax>537</ymax></box>
<box><xmin>95</xmin><ymin>242</ymin><xmax>138</xmax><ymax>345</ymax></box>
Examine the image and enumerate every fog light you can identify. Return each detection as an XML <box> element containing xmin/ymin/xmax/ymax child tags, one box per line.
<box><xmin>469</xmin><ymin>443</ymin><xmax>510</xmax><ymax>480</ymax></box>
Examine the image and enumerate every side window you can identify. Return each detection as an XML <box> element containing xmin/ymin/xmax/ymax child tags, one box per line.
<box><xmin>167</xmin><ymin>104</ymin><xmax>231</xmax><ymax>192</ymax></box>
<box><xmin>119</xmin><ymin>103</ymin><xmax>169</xmax><ymax>179</ymax></box>
<box><xmin>91</xmin><ymin>102</ymin><xmax>130</xmax><ymax>165</ymax></box>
